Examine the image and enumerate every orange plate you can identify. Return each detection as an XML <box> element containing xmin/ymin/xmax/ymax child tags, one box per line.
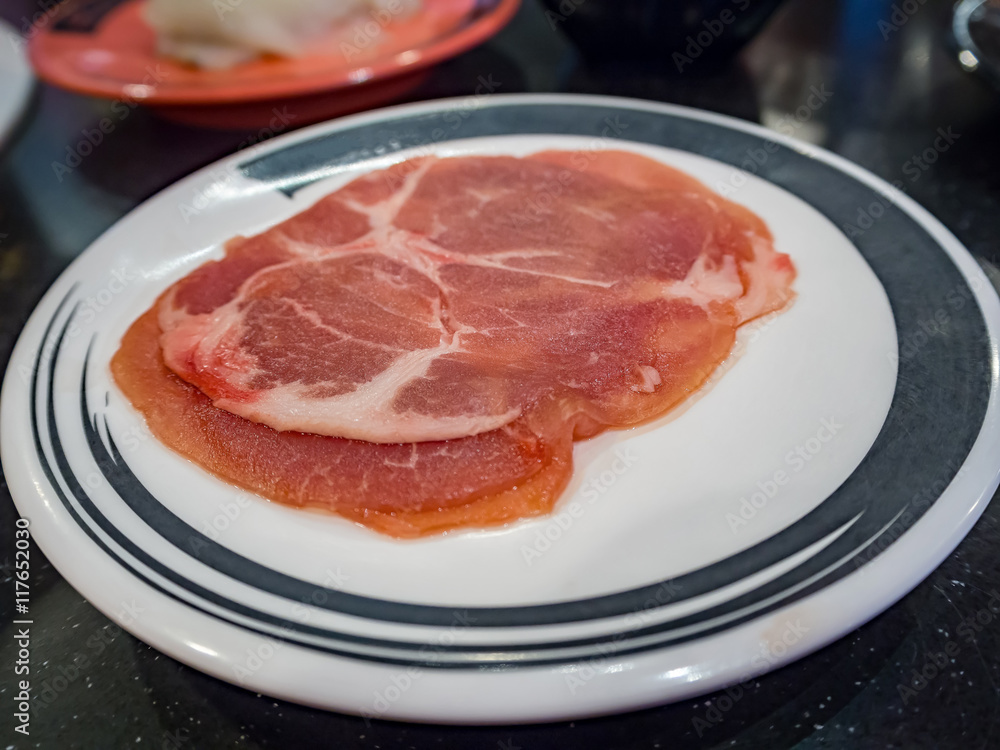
<box><xmin>28</xmin><ymin>0</ymin><xmax>519</xmax><ymax>123</ymax></box>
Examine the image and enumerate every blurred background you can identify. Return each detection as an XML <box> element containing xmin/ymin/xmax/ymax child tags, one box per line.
<box><xmin>1</xmin><ymin>0</ymin><xmax>997</xmax><ymax>267</ymax></box>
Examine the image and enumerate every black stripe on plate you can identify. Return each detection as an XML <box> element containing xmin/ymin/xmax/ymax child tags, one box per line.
<box><xmin>194</xmin><ymin>102</ymin><xmax>995</xmax><ymax>624</ymax></box>
<box><xmin>34</xmin><ymin>296</ymin><xmax>886</xmax><ymax>667</ymax></box>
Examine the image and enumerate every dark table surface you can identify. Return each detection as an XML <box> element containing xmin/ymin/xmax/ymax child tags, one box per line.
<box><xmin>2</xmin><ymin>0</ymin><xmax>1000</xmax><ymax>747</ymax></box>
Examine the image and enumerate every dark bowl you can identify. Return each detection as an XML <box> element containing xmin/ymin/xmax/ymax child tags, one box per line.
<box><xmin>540</xmin><ymin>0</ymin><xmax>787</xmax><ymax>67</ymax></box>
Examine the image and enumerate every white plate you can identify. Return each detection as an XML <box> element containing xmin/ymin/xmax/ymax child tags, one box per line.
<box><xmin>0</xmin><ymin>18</ymin><xmax>32</xmax><ymax>148</ymax></box>
<box><xmin>3</xmin><ymin>94</ymin><xmax>999</xmax><ymax>724</ymax></box>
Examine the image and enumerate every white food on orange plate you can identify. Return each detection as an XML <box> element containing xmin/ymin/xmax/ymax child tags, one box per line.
<box><xmin>144</xmin><ymin>0</ymin><xmax>421</xmax><ymax>69</ymax></box>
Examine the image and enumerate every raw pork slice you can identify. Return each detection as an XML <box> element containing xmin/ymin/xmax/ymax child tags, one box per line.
<box><xmin>112</xmin><ymin>309</ymin><xmax>573</xmax><ymax>537</ymax></box>
<box><xmin>157</xmin><ymin>152</ymin><xmax>795</xmax><ymax>443</ymax></box>
<box><xmin>112</xmin><ymin>149</ymin><xmax>795</xmax><ymax>537</ymax></box>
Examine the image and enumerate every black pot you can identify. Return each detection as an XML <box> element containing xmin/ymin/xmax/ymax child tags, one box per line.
<box><xmin>539</xmin><ymin>0</ymin><xmax>788</xmax><ymax>67</ymax></box>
